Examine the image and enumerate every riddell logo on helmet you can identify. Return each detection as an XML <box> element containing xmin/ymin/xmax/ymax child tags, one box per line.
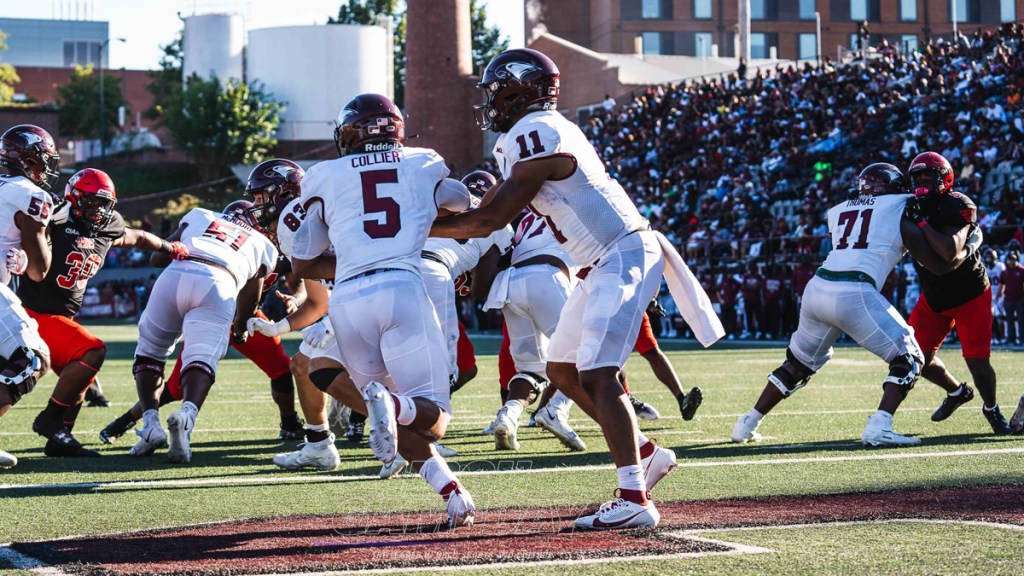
<box><xmin>364</xmin><ymin>142</ymin><xmax>399</xmax><ymax>152</ymax></box>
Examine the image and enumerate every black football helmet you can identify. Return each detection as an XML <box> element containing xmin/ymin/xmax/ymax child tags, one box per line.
<box><xmin>461</xmin><ymin>170</ymin><xmax>497</xmax><ymax>198</ymax></box>
<box><xmin>245</xmin><ymin>158</ymin><xmax>304</xmax><ymax>230</ymax></box>
<box><xmin>475</xmin><ymin>48</ymin><xmax>560</xmax><ymax>133</ymax></box>
<box><xmin>856</xmin><ymin>163</ymin><xmax>908</xmax><ymax>196</ymax></box>
<box><xmin>222</xmin><ymin>200</ymin><xmax>262</xmax><ymax>232</ymax></box>
<box><xmin>334</xmin><ymin>93</ymin><xmax>405</xmax><ymax>157</ymax></box>
<box><xmin>0</xmin><ymin>125</ymin><xmax>60</xmax><ymax>191</ymax></box>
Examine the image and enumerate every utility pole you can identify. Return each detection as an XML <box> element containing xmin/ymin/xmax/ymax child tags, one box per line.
<box><xmin>738</xmin><ymin>0</ymin><xmax>750</xmax><ymax>62</ymax></box>
<box><xmin>97</xmin><ymin>37</ymin><xmax>125</xmax><ymax>162</ymax></box>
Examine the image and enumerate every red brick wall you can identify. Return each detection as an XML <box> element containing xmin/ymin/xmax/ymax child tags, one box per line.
<box><xmin>529</xmin><ymin>35</ymin><xmax>627</xmax><ymax>120</ymax></box>
<box><xmin>14</xmin><ymin>67</ymin><xmax>156</xmax><ymax>132</ymax></box>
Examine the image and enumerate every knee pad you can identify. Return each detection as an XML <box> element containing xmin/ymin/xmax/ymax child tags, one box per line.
<box><xmin>133</xmin><ymin>356</ymin><xmax>165</xmax><ymax>378</ymax></box>
<box><xmin>270</xmin><ymin>374</ymin><xmax>294</xmax><ymax>395</ymax></box>
<box><xmin>508</xmin><ymin>372</ymin><xmax>548</xmax><ymax>395</ymax></box>
<box><xmin>884</xmin><ymin>353</ymin><xmax>921</xmax><ymax>396</ymax></box>
<box><xmin>309</xmin><ymin>368</ymin><xmax>342</xmax><ymax>393</ymax></box>
<box><xmin>768</xmin><ymin>348</ymin><xmax>815</xmax><ymax>398</ymax></box>
<box><xmin>0</xmin><ymin>346</ymin><xmax>41</xmax><ymax>406</ymax></box>
<box><xmin>182</xmin><ymin>361</ymin><xmax>216</xmax><ymax>383</ymax></box>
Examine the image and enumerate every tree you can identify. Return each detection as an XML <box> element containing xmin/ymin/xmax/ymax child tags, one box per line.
<box><xmin>55</xmin><ymin>65</ymin><xmax>126</xmax><ymax>143</ymax></box>
<box><xmin>145</xmin><ymin>32</ymin><xmax>183</xmax><ymax>121</ymax></box>
<box><xmin>470</xmin><ymin>0</ymin><xmax>509</xmax><ymax>74</ymax></box>
<box><xmin>162</xmin><ymin>74</ymin><xmax>285</xmax><ymax>180</ymax></box>
<box><xmin>0</xmin><ymin>30</ymin><xmax>19</xmax><ymax>104</ymax></box>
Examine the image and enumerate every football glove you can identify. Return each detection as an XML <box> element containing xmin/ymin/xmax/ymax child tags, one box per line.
<box><xmin>247</xmin><ymin>316</ymin><xmax>290</xmax><ymax>338</ymax></box>
<box><xmin>903</xmin><ymin>197</ymin><xmax>925</xmax><ymax>226</ymax></box>
<box><xmin>301</xmin><ymin>320</ymin><xmax>332</xmax><ymax>349</ymax></box>
<box><xmin>5</xmin><ymin>248</ymin><xmax>27</xmax><ymax>276</ymax></box>
<box><xmin>168</xmin><ymin>241</ymin><xmax>189</xmax><ymax>261</ymax></box>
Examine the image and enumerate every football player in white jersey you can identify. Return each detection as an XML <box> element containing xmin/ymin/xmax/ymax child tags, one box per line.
<box><xmin>431</xmin><ymin>49</ymin><xmax>682</xmax><ymax>530</ymax></box>
<box><xmin>130</xmin><ymin>201</ymin><xmax>278</xmax><ymax>463</ymax></box>
<box><xmin>291</xmin><ymin>94</ymin><xmax>476</xmax><ymax>528</ymax></box>
<box><xmin>731</xmin><ymin>164</ymin><xmax>979</xmax><ymax>447</ymax></box>
<box><xmin>0</xmin><ymin>124</ymin><xmax>59</xmax><ymax>469</ymax></box>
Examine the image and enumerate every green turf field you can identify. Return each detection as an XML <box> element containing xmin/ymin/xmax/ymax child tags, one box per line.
<box><xmin>1</xmin><ymin>324</ymin><xmax>1022</xmax><ymax>575</ymax></box>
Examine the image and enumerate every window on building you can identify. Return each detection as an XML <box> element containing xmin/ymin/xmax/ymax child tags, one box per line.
<box><xmin>850</xmin><ymin>33</ymin><xmax>863</xmax><ymax>50</ymax></box>
<box><xmin>900</xmin><ymin>0</ymin><xmax>917</xmax><ymax>21</ymax></box>
<box><xmin>751</xmin><ymin>0</ymin><xmax>778</xmax><ymax>20</ymax></box>
<box><xmin>642</xmin><ymin>32</ymin><xmax>662</xmax><ymax>54</ymax></box>
<box><xmin>750</xmin><ymin>33</ymin><xmax>777</xmax><ymax>59</ymax></box>
<box><xmin>622</xmin><ymin>0</ymin><xmax>671</xmax><ymax>20</ymax></box>
<box><xmin>798</xmin><ymin>33</ymin><xmax>817</xmax><ymax>60</ymax></box>
<box><xmin>799</xmin><ymin>0</ymin><xmax>816</xmax><ymax>20</ymax></box>
<box><xmin>950</xmin><ymin>0</ymin><xmax>979</xmax><ymax>23</ymax></box>
<box><xmin>850</xmin><ymin>0</ymin><xmax>879</xmax><ymax>21</ymax></box>
<box><xmin>901</xmin><ymin>34</ymin><xmax>919</xmax><ymax>53</ymax></box>
<box><xmin>1001</xmin><ymin>0</ymin><xmax>1016</xmax><ymax>22</ymax></box>
<box><xmin>696</xmin><ymin>32</ymin><xmax>713</xmax><ymax>56</ymax></box>
<box><xmin>63</xmin><ymin>40</ymin><xmax>103</xmax><ymax>67</ymax></box>
<box><xmin>694</xmin><ymin>0</ymin><xmax>712</xmax><ymax>19</ymax></box>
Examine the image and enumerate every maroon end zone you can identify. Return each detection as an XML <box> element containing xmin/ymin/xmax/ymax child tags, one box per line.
<box><xmin>13</xmin><ymin>484</ymin><xmax>1024</xmax><ymax>576</ymax></box>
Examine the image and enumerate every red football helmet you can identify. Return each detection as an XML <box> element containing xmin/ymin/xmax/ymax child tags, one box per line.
<box><xmin>245</xmin><ymin>158</ymin><xmax>304</xmax><ymax>230</ymax></box>
<box><xmin>222</xmin><ymin>200</ymin><xmax>262</xmax><ymax>233</ymax></box>
<box><xmin>334</xmin><ymin>93</ymin><xmax>405</xmax><ymax>157</ymax></box>
<box><xmin>461</xmin><ymin>170</ymin><xmax>497</xmax><ymax>198</ymax></box>
<box><xmin>0</xmin><ymin>124</ymin><xmax>60</xmax><ymax>191</ymax></box>
<box><xmin>908</xmin><ymin>152</ymin><xmax>954</xmax><ymax>197</ymax></box>
<box><xmin>66</xmin><ymin>168</ymin><xmax>117</xmax><ymax>235</ymax></box>
<box><xmin>475</xmin><ymin>48</ymin><xmax>560</xmax><ymax>133</ymax></box>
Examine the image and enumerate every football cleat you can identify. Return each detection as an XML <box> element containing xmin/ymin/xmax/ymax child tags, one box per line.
<box><xmin>273</xmin><ymin>436</ymin><xmax>340</xmax><ymax>471</ymax></box>
<box><xmin>1010</xmin><ymin>394</ymin><xmax>1024</xmax><ymax>435</ymax></box>
<box><xmin>983</xmin><ymin>405</ymin><xmax>1012</xmax><ymax>435</ymax></box>
<box><xmin>99</xmin><ymin>415</ymin><xmax>136</xmax><ymax>445</ymax></box>
<box><xmin>931</xmin><ymin>383</ymin><xmax>974</xmax><ymax>422</ymax></box>
<box><xmin>379</xmin><ymin>452</ymin><xmax>408</xmax><ymax>479</ymax></box>
<box><xmin>629</xmin><ymin>395</ymin><xmax>660</xmax><ymax>420</ymax></box>
<box><xmin>279</xmin><ymin>412</ymin><xmax>305</xmax><ymax>440</ymax></box>
<box><xmin>527</xmin><ymin>411</ymin><xmax>537</xmax><ymax>428</ymax></box>
<box><xmin>0</xmin><ymin>449</ymin><xmax>16</xmax><ymax>469</ymax></box>
<box><xmin>362</xmin><ymin>381</ymin><xmax>398</xmax><ymax>464</ymax></box>
<box><xmin>346</xmin><ymin>413</ymin><xmax>366</xmax><ymax>444</ymax></box>
<box><xmin>129</xmin><ymin>422</ymin><xmax>167</xmax><ymax>456</ymax></box>
<box><xmin>31</xmin><ymin>411</ymin><xmax>65</xmax><ymax>440</ymax></box>
<box><xmin>479</xmin><ymin>423</ymin><xmax>494</xmax><ymax>435</ymax></box>
<box><xmin>535</xmin><ymin>405</ymin><xmax>586</xmax><ymax>451</ymax></box>
<box><xmin>641</xmin><ymin>441</ymin><xmax>677</xmax><ymax>491</ymax></box>
<box><xmin>492</xmin><ymin>407</ymin><xmax>520</xmax><ymax>450</ymax></box>
<box><xmin>434</xmin><ymin>442</ymin><xmax>458</xmax><ymax>458</ymax></box>
<box><xmin>43</xmin><ymin>430</ymin><xmax>100</xmax><ymax>458</ymax></box>
<box><xmin>574</xmin><ymin>495</ymin><xmax>660</xmax><ymax>530</ymax></box>
<box><xmin>166</xmin><ymin>410</ymin><xmax>194</xmax><ymax>463</ymax></box>
<box><xmin>731</xmin><ymin>414</ymin><xmax>763</xmax><ymax>443</ymax></box>
<box><xmin>445</xmin><ymin>484</ymin><xmax>476</xmax><ymax>528</ymax></box>
<box><xmin>328</xmin><ymin>398</ymin><xmax>352</xmax><ymax>438</ymax></box>
<box><xmin>862</xmin><ymin>417</ymin><xmax>920</xmax><ymax>447</ymax></box>
<box><xmin>678</xmin><ymin>386</ymin><xmax>703</xmax><ymax>421</ymax></box>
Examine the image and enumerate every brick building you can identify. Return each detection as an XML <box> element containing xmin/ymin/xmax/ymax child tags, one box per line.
<box><xmin>528</xmin><ymin>0</ymin><xmax>1022</xmax><ymax>61</ymax></box>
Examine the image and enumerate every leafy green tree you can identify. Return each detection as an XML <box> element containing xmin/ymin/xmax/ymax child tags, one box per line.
<box><xmin>162</xmin><ymin>75</ymin><xmax>284</xmax><ymax>180</ymax></box>
<box><xmin>145</xmin><ymin>32</ymin><xmax>183</xmax><ymax>121</ymax></box>
<box><xmin>470</xmin><ymin>0</ymin><xmax>509</xmax><ymax>73</ymax></box>
<box><xmin>0</xmin><ymin>30</ymin><xmax>19</xmax><ymax>104</ymax></box>
<box><xmin>55</xmin><ymin>65</ymin><xmax>126</xmax><ymax>142</ymax></box>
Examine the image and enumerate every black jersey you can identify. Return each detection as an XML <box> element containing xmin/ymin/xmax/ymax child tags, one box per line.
<box><xmin>19</xmin><ymin>206</ymin><xmax>126</xmax><ymax>317</ymax></box>
<box><xmin>913</xmin><ymin>191</ymin><xmax>989</xmax><ymax>312</ymax></box>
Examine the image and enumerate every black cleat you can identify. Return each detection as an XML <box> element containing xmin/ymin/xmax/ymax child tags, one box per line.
<box><xmin>86</xmin><ymin>395</ymin><xmax>111</xmax><ymax>408</ymax></box>
<box><xmin>32</xmin><ymin>411</ymin><xmax>65</xmax><ymax>440</ymax></box>
<box><xmin>346</xmin><ymin>412</ymin><xmax>366</xmax><ymax>444</ymax></box>
<box><xmin>931</xmin><ymin>383</ymin><xmax>974</xmax><ymax>422</ymax></box>
<box><xmin>1009</xmin><ymin>394</ymin><xmax>1024</xmax><ymax>435</ymax></box>
<box><xmin>678</xmin><ymin>387</ymin><xmax>703</xmax><ymax>421</ymax></box>
<box><xmin>99</xmin><ymin>415</ymin><xmax>136</xmax><ymax>445</ymax></box>
<box><xmin>279</xmin><ymin>412</ymin><xmax>305</xmax><ymax>440</ymax></box>
<box><xmin>43</xmin><ymin>429</ymin><xmax>101</xmax><ymax>458</ymax></box>
<box><xmin>983</xmin><ymin>405</ymin><xmax>1012</xmax><ymax>435</ymax></box>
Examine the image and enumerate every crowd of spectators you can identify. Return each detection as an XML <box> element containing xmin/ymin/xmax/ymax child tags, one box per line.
<box><xmin>577</xmin><ymin>22</ymin><xmax>1024</xmax><ymax>342</ymax></box>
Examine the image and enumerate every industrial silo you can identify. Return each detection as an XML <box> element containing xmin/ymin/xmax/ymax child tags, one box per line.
<box><xmin>183</xmin><ymin>13</ymin><xmax>245</xmax><ymax>82</ymax></box>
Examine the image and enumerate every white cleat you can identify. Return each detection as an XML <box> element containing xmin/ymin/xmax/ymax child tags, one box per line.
<box><xmin>328</xmin><ymin>399</ymin><xmax>351</xmax><ymax>438</ymax></box>
<box><xmin>129</xmin><ymin>422</ymin><xmax>167</xmax><ymax>456</ymax></box>
<box><xmin>166</xmin><ymin>410</ymin><xmax>194</xmax><ymax>463</ymax></box>
<box><xmin>492</xmin><ymin>407</ymin><xmax>520</xmax><ymax>451</ymax></box>
<box><xmin>0</xmin><ymin>449</ymin><xmax>17</xmax><ymax>469</ymax></box>
<box><xmin>1009</xmin><ymin>394</ymin><xmax>1024</xmax><ymax>435</ymax></box>
<box><xmin>574</xmin><ymin>497</ymin><xmax>660</xmax><ymax>530</ymax></box>
<box><xmin>862</xmin><ymin>420</ymin><xmax>921</xmax><ymax>447</ymax></box>
<box><xmin>445</xmin><ymin>485</ymin><xmax>476</xmax><ymax>528</ymax></box>
<box><xmin>641</xmin><ymin>441</ymin><xmax>677</xmax><ymax>490</ymax></box>
<box><xmin>273</xmin><ymin>436</ymin><xmax>340</xmax><ymax>471</ymax></box>
<box><xmin>434</xmin><ymin>442</ymin><xmax>458</xmax><ymax>458</ymax></box>
<box><xmin>731</xmin><ymin>414</ymin><xmax>763</xmax><ymax>443</ymax></box>
<box><xmin>362</xmin><ymin>381</ymin><xmax>398</xmax><ymax>464</ymax></box>
<box><xmin>479</xmin><ymin>424</ymin><xmax>494</xmax><ymax>435</ymax></box>
<box><xmin>535</xmin><ymin>406</ymin><xmax>586</xmax><ymax>451</ymax></box>
<box><xmin>629</xmin><ymin>395</ymin><xmax>661</xmax><ymax>421</ymax></box>
<box><xmin>379</xmin><ymin>452</ymin><xmax>408</xmax><ymax>479</ymax></box>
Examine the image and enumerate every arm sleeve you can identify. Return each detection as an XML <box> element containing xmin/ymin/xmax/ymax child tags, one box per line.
<box><xmin>435</xmin><ymin>178</ymin><xmax>473</xmax><ymax>213</ymax></box>
<box><xmin>489</xmin><ymin>225</ymin><xmax>515</xmax><ymax>254</ymax></box>
<box><xmin>290</xmin><ymin>199</ymin><xmax>331</xmax><ymax>260</ymax></box>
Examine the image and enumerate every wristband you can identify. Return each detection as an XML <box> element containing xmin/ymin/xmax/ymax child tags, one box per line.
<box><xmin>159</xmin><ymin>239</ymin><xmax>173</xmax><ymax>254</ymax></box>
<box><xmin>916</xmin><ymin>220</ymin><xmax>927</xmax><ymax>229</ymax></box>
<box><xmin>276</xmin><ymin>318</ymin><xmax>291</xmax><ymax>334</ymax></box>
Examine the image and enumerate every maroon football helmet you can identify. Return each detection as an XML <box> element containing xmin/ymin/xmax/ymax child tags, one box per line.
<box><xmin>856</xmin><ymin>163</ymin><xmax>908</xmax><ymax>196</ymax></box>
<box><xmin>461</xmin><ymin>170</ymin><xmax>497</xmax><ymax>198</ymax></box>
<box><xmin>475</xmin><ymin>48</ymin><xmax>560</xmax><ymax>133</ymax></box>
<box><xmin>908</xmin><ymin>152</ymin><xmax>954</xmax><ymax>198</ymax></box>
<box><xmin>334</xmin><ymin>93</ymin><xmax>405</xmax><ymax>157</ymax></box>
<box><xmin>0</xmin><ymin>124</ymin><xmax>60</xmax><ymax>191</ymax></box>
<box><xmin>245</xmin><ymin>158</ymin><xmax>304</xmax><ymax>230</ymax></box>
<box><xmin>222</xmin><ymin>200</ymin><xmax>262</xmax><ymax>233</ymax></box>
<box><xmin>66</xmin><ymin>168</ymin><xmax>117</xmax><ymax>235</ymax></box>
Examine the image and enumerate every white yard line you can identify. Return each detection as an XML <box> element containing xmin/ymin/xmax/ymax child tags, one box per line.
<box><xmin>0</xmin><ymin>545</ymin><xmax>71</xmax><ymax>576</ymax></box>
<box><xmin>3</xmin><ymin>446</ymin><xmax>1022</xmax><ymax>492</ymax></box>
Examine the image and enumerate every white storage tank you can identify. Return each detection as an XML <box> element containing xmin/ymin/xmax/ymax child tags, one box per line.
<box><xmin>183</xmin><ymin>13</ymin><xmax>245</xmax><ymax>82</ymax></box>
<box><xmin>247</xmin><ymin>24</ymin><xmax>390</xmax><ymax>141</ymax></box>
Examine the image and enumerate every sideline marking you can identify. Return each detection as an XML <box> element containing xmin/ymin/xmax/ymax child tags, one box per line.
<box><xmin>0</xmin><ymin>545</ymin><xmax>70</xmax><ymax>576</ymax></box>
<box><xmin>4</xmin><ymin>446</ymin><xmax>1023</xmax><ymax>492</ymax></box>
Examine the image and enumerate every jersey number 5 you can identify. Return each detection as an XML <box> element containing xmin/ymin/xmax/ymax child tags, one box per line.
<box><xmin>362</xmin><ymin>169</ymin><xmax>401</xmax><ymax>239</ymax></box>
<box><xmin>835</xmin><ymin>209</ymin><xmax>872</xmax><ymax>250</ymax></box>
